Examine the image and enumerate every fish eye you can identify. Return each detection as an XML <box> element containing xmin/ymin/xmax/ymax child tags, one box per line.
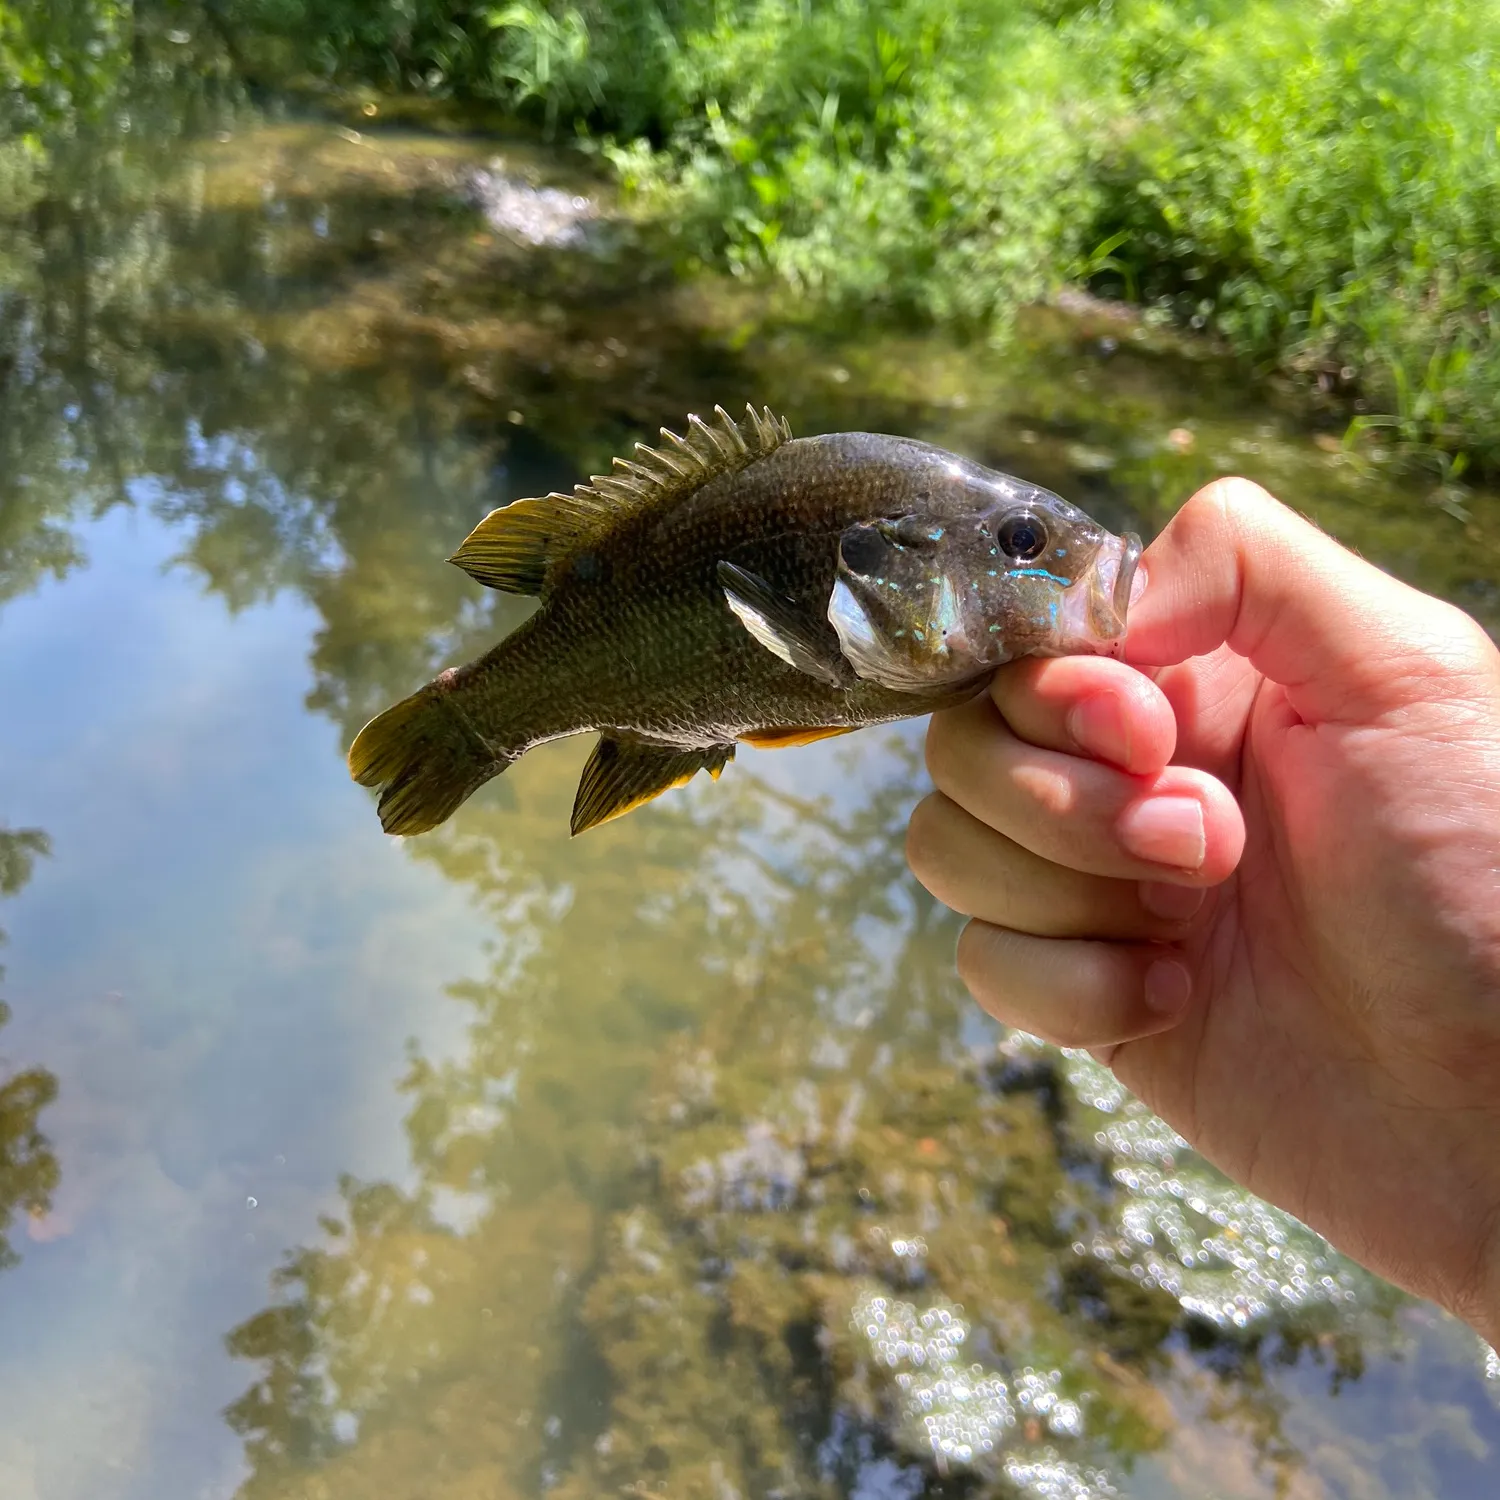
<box><xmin>840</xmin><ymin>525</ymin><xmax>890</xmax><ymax>575</ymax></box>
<box><xmin>995</xmin><ymin>512</ymin><xmax>1048</xmax><ymax>561</ymax></box>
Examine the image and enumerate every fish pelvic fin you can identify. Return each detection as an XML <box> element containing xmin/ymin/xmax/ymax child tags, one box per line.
<box><xmin>348</xmin><ymin>675</ymin><xmax>511</xmax><ymax>836</ymax></box>
<box><xmin>718</xmin><ymin>561</ymin><xmax>848</xmax><ymax>688</ymax></box>
<box><xmin>450</xmin><ymin>404</ymin><xmax>794</xmax><ymax>596</ymax></box>
<box><xmin>571</xmin><ymin>737</ymin><xmax>735</xmax><ymax>836</ymax></box>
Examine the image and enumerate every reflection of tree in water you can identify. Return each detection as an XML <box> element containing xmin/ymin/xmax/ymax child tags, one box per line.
<box><xmin>1</xmin><ymin>96</ymin><xmax>1496</xmax><ymax>1498</ymax></box>
<box><xmin>214</xmin><ymin>730</ymin><xmax>1411</xmax><ymax>1500</ymax></box>
<box><xmin>0</xmin><ymin>828</ymin><xmax>59</xmax><ymax>1270</ymax></box>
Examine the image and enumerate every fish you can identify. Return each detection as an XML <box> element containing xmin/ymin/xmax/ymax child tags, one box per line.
<box><xmin>348</xmin><ymin>405</ymin><xmax>1142</xmax><ymax>837</ymax></box>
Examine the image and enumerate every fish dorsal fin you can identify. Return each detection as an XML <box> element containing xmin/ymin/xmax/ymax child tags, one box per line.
<box><xmin>717</xmin><ymin>561</ymin><xmax>847</xmax><ymax>688</ymax></box>
<box><xmin>451</xmin><ymin>404</ymin><xmax>794</xmax><ymax>595</ymax></box>
<box><xmin>571</xmin><ymin>736</ymin><xmax>735</xmax><ymax>835</ymax></box>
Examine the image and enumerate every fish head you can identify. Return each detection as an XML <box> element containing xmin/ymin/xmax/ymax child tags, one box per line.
<box><xmin>828</xmin><ymin>477</ymin><xmax>1142</xmax><ymax>691</ymax></box>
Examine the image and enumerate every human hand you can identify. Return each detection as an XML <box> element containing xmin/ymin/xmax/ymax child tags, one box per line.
<box><xmin>906</xmin><ymin>477</ymin><xmax>1500</xmax><ymax>1341</ymax></box>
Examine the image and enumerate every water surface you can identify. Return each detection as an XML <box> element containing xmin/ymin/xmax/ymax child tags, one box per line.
<box><xmin>0</xmin><ymin>104</ymin><xmax>1497</xmax><ymax>1500</ymax></box>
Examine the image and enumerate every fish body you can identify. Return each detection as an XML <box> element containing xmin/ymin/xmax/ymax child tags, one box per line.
<box><xmin>349</xmin><ymin>407</ymin><xmax>1140</xmax><ymax>836</ymax></box>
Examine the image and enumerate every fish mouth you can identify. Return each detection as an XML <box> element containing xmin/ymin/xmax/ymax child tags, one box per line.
<box><xmin>1103</xmin><ymin>530</ymin><xmax>1144</xmax><ymax>638</ymax></box>
<box><xmin>1059</xmin><ymin>530</ymin><xmax>1143</xmax><ymax>649</ymax></box>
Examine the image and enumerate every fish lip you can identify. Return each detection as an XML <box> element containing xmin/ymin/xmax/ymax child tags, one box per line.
<box><xmin>1065</xmin><ymin>530</ymin><xmax>1142</xmax><ymax>649</ymax></box>
<box><xmin>1110</xmin><ymin>531</ymin><xmax>1143</xmax><ymax>635</ymax></box>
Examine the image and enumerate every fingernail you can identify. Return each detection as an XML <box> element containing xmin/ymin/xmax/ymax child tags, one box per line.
<box><xmin>1067</xmin><ymin>693</ymin><xmax>1132</xmax><ymax>767</ymax></box>
<box><xmin>1139</xmin><ymin>881</ymin><xmax>1207</xmax><ymax>922</ymax></box>
<box><xmin>1118</xmin><ymin>796</ymin><xmax>1206</xmax><ymax>871</ymax></box>
<box><xmin>1144</xmin><ymin>958</ymin><xmax>1192</xmax><ymax>1016</ymax></box>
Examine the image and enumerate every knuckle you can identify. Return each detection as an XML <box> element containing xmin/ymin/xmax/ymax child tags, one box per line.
<box><xmin>1200</xmin><ymin>474</ymin><xmax>1275</xmax><ymax>517</ymax></box>
<box><xmin>954</xmin><ymin>920</ymin><xmax>998</xmax><ymax>994</ymax></box>
<box><xmin>923</xmin><ymin>715</ymin><xmax>954</xmax><ymax>787</ymax></box>
<box><xmin>1034</xmin><ymin>1012</ymin><xmax>1090</xmax><ymax>1048</ymax></box>
<box><xmin>1011</xmin><ymin>762</ymin><xmax>1078</xmax><ymax>821</ymax></box>
<box><xmin>987</xmin><ymin>657</ymin><xmax>1043</xmax><ymax>715</ymax></box>
<box><xmin>1176</xmin><ymin>476</ymin><xmax>1277</xmax><ymax>552</ymax></box>
<box><xmin>903</xmin><ymin>795</ymin><xmax>947</xmax><ymax>882</ymax></box>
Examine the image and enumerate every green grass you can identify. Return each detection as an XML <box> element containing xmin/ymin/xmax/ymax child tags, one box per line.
<box><xmin>12</xmin><ymin>0</ymin><xmax>1500</xmax><ymax>471</ymax></box>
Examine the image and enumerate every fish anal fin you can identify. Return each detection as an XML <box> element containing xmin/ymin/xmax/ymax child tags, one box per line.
<box><xmin>571</xmin><ymin>737</ymin><xmax>736</xmax><ymax>835</ymax></box>
<box><xmin>718</xmin><ymin>561</ymin><xmax>846</xmax><ymax>689</ymax></box>
<box><xmin>451</xmin><ymin>405</ymin><xmax>794</xmax><ymax>595</ymax></box>
<box><xmin>739</xmin><ymin>725</ymin><xmax>858</xmax><ymax>750</ymax></box>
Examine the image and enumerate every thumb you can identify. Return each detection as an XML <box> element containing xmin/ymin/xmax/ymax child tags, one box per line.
<box><xmin>1123</xmin><ymin>477</ymin><xmax>1481</xmax><ymax>724</ymax></box>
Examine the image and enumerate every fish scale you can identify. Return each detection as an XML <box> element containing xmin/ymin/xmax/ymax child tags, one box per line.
<box><xmin>348</xmin><ymin>406</ymin><xmax>1138</xmax><ymax>837</ymax></box>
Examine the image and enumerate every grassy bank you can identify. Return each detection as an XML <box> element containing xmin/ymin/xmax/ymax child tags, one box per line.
<box><xmin>9</xmin><ymin>0</ymin><xmax>1500</xmax><ymax>473</ymax></box>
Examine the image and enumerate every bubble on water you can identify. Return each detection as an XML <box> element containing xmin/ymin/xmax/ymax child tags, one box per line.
<box><xmin>1002</xmin><ymin>1451</ymin><xmax>1119</xmax><ymax>1499</ymax></box>
<box><xmin>246</xmin><ymin>1196</ymin><xmax>258</xmax><ymax>1210</ymax></box>
<box><xmin>1485</xmin><ymin>1345</ymin><xmax>1499</xmax><ymax>1383</ymax></box>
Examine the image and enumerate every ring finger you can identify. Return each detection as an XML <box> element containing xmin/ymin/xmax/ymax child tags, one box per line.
<box><xmin>957</xmin><ymin>921</ymin><xmax>1195</xmax><ymax>1050</ymax></box>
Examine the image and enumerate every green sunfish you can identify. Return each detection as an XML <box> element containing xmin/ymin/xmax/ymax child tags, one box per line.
<box><xmin>349</xmin><ymin>405</ymin><xmax>1142</xmax><ymax>836</ymax></box>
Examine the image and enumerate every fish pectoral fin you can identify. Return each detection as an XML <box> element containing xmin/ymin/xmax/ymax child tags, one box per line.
<box><xmin>571</xmin><ymin>737</ymin><xmax>736</xmax><ymax>835</ymax></box>
<box><xmin>717</xmin><ymin>561</ymin><xmax>845</xmax><ymax>689</ymax></box>
<box><xmin>739</xmin><ymin>725</ymin><xmax>858</xmax><ymax>750</ymax></box>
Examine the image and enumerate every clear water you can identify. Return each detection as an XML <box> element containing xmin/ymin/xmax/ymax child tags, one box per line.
<box><xmin>0</xmin><ymin>104</ymin><xmax>1497</xmax><ymax>1500</ymax></box>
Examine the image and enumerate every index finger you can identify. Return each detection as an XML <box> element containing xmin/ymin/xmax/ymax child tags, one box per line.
<box><xmin>1123</xmin><ymin>476</ymin><xmax>1468</xmax><ymax>724</ymax></box>
<box><xmin>986</xmin><ymin>655</ymin><xmax>1178</xmax><ymax>776</ymax></box>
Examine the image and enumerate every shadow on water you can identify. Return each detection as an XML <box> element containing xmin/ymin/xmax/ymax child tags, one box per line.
<box><xmin>2</xmin><ymin>81</ymin><xmax>1499</xmax><ymax>1500</ymax></box>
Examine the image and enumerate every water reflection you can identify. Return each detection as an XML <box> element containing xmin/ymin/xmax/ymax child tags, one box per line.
<box><xmin>0</xmin><ymin>100</ymin><xmax>1498</xmax><ymax>1499</ymax></box>
<box><xmin>0</xmin><ymin>828</ymin><xmax>58</xmax><ymax>1268</ymax></box>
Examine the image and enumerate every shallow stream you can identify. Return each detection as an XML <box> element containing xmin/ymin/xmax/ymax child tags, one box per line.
<box><xmin>0</xmin><ymin>101</ymin><xmax>1497</xmax><ymax>1500</ymax></box>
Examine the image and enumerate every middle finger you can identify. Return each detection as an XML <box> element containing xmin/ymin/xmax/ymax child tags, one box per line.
<box><xmin>907</xmin><ymin>791</ymin><xmax>1207</xmax><ymax>940</ymax></box>
<box><xmin>925</xmin><ymin>694</ymin><xmax>1244</xmax><ymax>885</ymax></box>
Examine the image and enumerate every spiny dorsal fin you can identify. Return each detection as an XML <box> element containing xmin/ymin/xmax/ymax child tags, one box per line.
<box><xmin>571</xmin><ymin>736</ymin><xmax>735</xmax><ymax>835</ymax></box>
<box><xmin>450</xmin><ymin>404</ymin><xmax>793</xmax><ymax>595</ymax></box>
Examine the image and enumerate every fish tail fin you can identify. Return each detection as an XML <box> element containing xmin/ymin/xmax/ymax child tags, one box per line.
<box><xmin>348</xmin><ymin>679</ymin><xmax>513</xmax><ymax>836</ymax></box>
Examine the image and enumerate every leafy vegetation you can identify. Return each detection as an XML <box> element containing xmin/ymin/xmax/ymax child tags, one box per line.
<box><xmin>194</xmin><ymin>0</ymin><xmax>1500</xmax><ymax>471</ymax></box>
<box><xmin>7</xmin><ymin>1</ymin><xmax>1500</xmax><ymax>464</ymax></box>
<box><xmin>0</xmin><ymin>826</ymin><xmax>57</xmax><ymax>1271</ymax></box>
